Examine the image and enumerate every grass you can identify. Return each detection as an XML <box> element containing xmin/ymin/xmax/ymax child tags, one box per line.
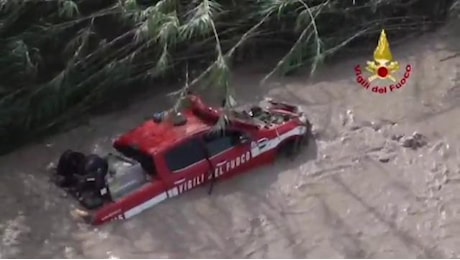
<box><xmin>0</xmin><ymin>0</ymin><xmax>457</xmax><ymax>154</ymax></box>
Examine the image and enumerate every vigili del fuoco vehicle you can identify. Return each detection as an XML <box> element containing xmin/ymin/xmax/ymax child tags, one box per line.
<box><xmin>54</xmin><ymin>94</ymin><xmax>312</xmax><ymax>225</ymax></box>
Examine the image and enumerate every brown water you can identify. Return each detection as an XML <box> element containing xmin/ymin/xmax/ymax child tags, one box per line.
<box><xmin>0</xmin><ymin>24</ymin><xmax>459</xmax><ymax>258</ymax></box>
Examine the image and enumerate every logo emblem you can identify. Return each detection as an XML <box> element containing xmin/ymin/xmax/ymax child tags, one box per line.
<box><xmin>354</xmin><ymin>29</ymin><xmax>413</xmax><ymax>94</ymax></box>
<box><xmin>366</xmin><ymin>29</ymin><xmax>400</xmax><ymax>82</ymax></box>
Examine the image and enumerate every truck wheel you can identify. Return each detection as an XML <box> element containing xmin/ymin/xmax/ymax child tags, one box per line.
<box><xmin>278</xmin><ymin>139</ymin><xmax>297</xmax><ymax>159</ymax></box>
<box><xmin>300</xmin><ymin>130</ymin><xmax>312</xmax><ymax>146</ymax></box>
<box><xmin>300</xmin><ymin>122</ymin><xmax>312</xmax><ymax>146</ymax></box>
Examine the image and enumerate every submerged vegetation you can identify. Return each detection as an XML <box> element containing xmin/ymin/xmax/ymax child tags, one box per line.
<box><xmin>0</xmin><ymin>0</ymin><xmax>457</xmax><ymax>154</ymax></box>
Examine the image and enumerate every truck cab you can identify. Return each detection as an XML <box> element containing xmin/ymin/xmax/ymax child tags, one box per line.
<box><xmin>87</xmin><ymin>123</ymin><xmax>257</xmax><ymax>224</ymax></box>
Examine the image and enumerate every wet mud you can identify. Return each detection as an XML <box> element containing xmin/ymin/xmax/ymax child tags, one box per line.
<box><xmin>0</xmin><ymin>23</ymin><xmax>459</xmax><ymax>258</ymax></box>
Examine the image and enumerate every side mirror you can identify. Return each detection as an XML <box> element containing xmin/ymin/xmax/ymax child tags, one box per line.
<box><xmin>239</xmin><ymin>134</ymin><xmax>251</xmax><ymax>145</ymax></box>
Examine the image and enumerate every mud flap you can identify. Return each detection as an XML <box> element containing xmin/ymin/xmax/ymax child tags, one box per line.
<box><xmin>281</xmin><ymin>132</ymin><xmax>309</xmax><ymax>160</ymax></box>
<box><xmin>290</xmin><ymin>124</ymin><xmax>312</xmax><ymax>158</ymax></box>
<box><xmin>292</xmin><ymin>137</ymin><xmax>303</xmax><ymax>157</ymax></box>
<box><xmin>300</xmin><ymin>122</ymin><xmax>312</xmax><ymax>146</ymax></box>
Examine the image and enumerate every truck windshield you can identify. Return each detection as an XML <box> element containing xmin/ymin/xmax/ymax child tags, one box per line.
<box><xmin>114</xmin><ymin>144</ymin><xmax>157</xmax><ymax>176</ymax></box>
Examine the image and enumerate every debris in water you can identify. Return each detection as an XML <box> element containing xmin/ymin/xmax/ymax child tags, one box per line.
<box><xmin>64</xmin><ymin>246</ymin><xmax>76</xmax><ymax>258</ymax></box>
<box><xmin>350</xmin><ymin>125</ymin><xmax>361</xmax><ymax>131</ymax></box>
<box><xmin>379</xmin><ymin>157</ymin><xmax>390</xmax><ymax>163</ymax></box>
<box><xmin>374</xmin><ymin>148</ymin><xmax>395</xmax><ymax>163</ymax></box>
<box><xmin>369</xmin><ymin>119</ymin><xmax>397</xmax><ymax>131</ymax></box>
<box><xmin>391</xmin><ymin>134</ymin><xmax>404</xmax><ymax>141</ymax></box>
<box><xmin>107</xmin><ymin>251</ymin><xmax>119</xmax><ymax>259</ymax></box>
<box><xmin>346</xmin><ymin>109</ymin><xmax>354</xmax><ymax>122</ymax></box>
<box><xmin>340</xmin><ymin>136</ymin><xmax>349</xmax><ymax>143</ymax></box>
<box><xmin>340</xmin><ymin>109</ymin><xmax>355</xmax><ymax>126</ymax></box>
<box><xmin>46</xmin><ymin>162</ymin><xmax>55</xmax><ymax>171</ymax></box>
<box><xmin>400</xmin><ymin>132</ymin><xmax>427</xmax><ymax>150</ymax></box>
<box><xmin>59</xmin><ymin>190</ymin><xmax>68</xmax><ymax>198</ymax></box>
<box><xmin>310</xmin><ymin>124</ymin><xmax>322</xmax><ymax>138</ymax></box>
<box><xmin>430</xmin><ymin>141</ymin><xmax>451</xmax><ymax>159</ymax></box>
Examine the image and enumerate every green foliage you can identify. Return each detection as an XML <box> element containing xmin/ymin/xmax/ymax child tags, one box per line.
<box><xmin>0</xmin><ymin>0</ymin><xmax>456</xmax><ymax>154</ymax></box>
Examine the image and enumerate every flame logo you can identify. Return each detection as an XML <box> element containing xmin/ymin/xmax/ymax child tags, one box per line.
<box><xmin>366</xmin><ymin>29</ymin><xmax>400</xmax><ymax>82</ymax></box>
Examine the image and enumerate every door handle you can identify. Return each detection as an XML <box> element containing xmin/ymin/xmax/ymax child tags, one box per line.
<box><xmin>174</xmin><ymin>179</ymin><xmax>185</xmax><ymax>185</ymax></box>
<box><xmin>216</xmin><ymin>161</ymin><xmax>227</xmax><ymax>167</ymax></box>
<box><xmin>257</xmin><ymin>138</ymin><xmax>269</xmax><ymax>149</ymax></box>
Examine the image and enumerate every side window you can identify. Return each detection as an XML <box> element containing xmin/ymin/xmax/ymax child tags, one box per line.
<box><xmin>204</xmin><ymin>130</ymin><xmax>242</xmax><ymax>157</ymax></box>
<box><xmin>165</xmin><ymin>138</ymin><xmax>206</xmax><ymax>172</ymax></box>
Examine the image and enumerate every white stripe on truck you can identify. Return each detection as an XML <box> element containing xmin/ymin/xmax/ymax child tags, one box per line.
<box><xmin>251</xmin><ymin>125</ymin><xmax>306</xmax><ymax>157</ymax></box>
<box><xmin>123</xmin><ymin>192</ymin><xmax>167</xmax><ymax>219</ymax></box>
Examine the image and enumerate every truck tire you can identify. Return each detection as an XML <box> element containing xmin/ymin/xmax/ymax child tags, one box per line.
<box><xmin>300</xmin><ymin>122</ymin><xmax>312</xmax><ymax>146</ymax></box>
<box><xmin>277</xmin><ymin>139</ymin><xmax>297</xmax><ymax>159</ymax></box>
<box><xmin>300</xmin><ymin>129</ymin><xmax>311</xmax><ymax>146</ymax></box>
<box><xmin>278</xmin><ymin>133</ymin><xmax>309</xmax><ymax>160</ymax></box>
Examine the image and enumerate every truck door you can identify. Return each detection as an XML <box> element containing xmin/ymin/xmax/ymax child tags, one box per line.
<box><xmin>163</xmin><ymin>136</ymin><xmax>210</xmax><ymax>197</ymax></box>
<box><xmin>202</xmin><ymin>129</ymin><xmax>253</xmax><ymax>180</ymax></box>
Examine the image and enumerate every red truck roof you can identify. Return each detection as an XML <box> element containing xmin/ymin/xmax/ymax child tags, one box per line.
<box><xmin>113</xmin><ymin>95</ymin><xmax>263</xmax><ymax>156</ymax></box>
<box><xmin>113</xmin><ymin>109</ymin><xmax>214</xmax><ymax>155</ymax></box>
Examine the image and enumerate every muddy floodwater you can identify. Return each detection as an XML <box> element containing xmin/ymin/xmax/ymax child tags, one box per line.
<box><xmin>1</xmin><ymin>24</ymin><xmax>459</xmax><ymax>258</ymax></box>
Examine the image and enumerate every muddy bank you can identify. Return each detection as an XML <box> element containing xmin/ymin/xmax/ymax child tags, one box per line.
<box><xmin>0</xmin><ymin>23</ymin><xmax>459</xmax><ymax>258</ymax></box>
